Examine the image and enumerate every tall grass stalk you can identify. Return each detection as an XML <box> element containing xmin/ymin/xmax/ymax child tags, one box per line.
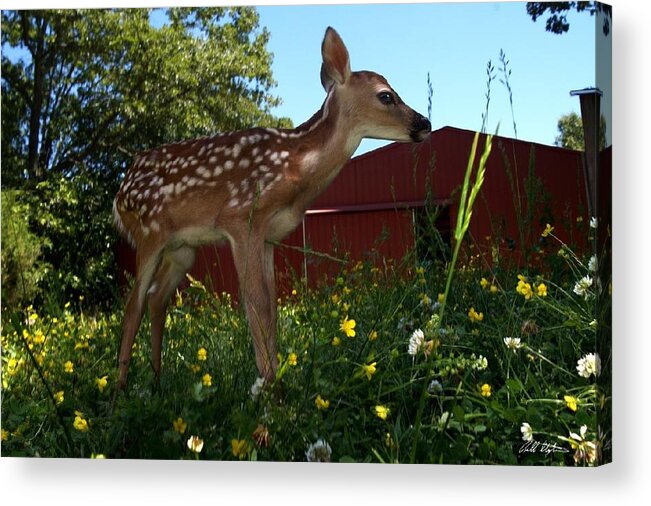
<box><xmin>409</xmin><ymin>129</ymin><xmax>495</xmax><ymax>463</ymax></box>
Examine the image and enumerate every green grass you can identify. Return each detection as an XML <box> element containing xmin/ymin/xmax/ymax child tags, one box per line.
<box><xmin>1</xmin><ymin>218</ymin><xmax>608</xmax><ymax>464</ymax></box>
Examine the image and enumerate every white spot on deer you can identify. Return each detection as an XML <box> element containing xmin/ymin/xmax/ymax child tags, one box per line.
<box><xmin>259</xmin><ymin>165</ymin><xmax>270</xmax><ymax>173</ymax></box>
<box><xmin>239</xmin><ymin>158</ymin><xmax>250</xmax><ymax>169</ymax></box>
<box><xmin>252</xmin><ymin>147</ymin><xmax>260</xmax><ymax>157</ymax></box>
<box><xmin>224</xmin><ymin>160</ymin><xmax>234</xmax><ymax>171</ymax></box>
<box><xmin>227</xmin><ymin>197</ymin><xmax>239</xmax><ymax>208</ymax></box>
<box><xmin>161</xmin><ymin>184</ymin><xmax>175</xmax><ymax>197</ymax></box>
<box><xmin>254</xmin><ymin>156</ymin><xmax>264</xmax><ymax>164</ymax></box>
<box><xmin>209</xmin><ymin>155</ymin><xmax>218</xmax><ymax>164</ymax></box>
<box><xmin>196</xmin><ymin>166</ymin><xmax>210</xmax><ymax>178</ymax></box>
<box><xmin>198</xmin><ymin>145</ymin><xmax>206</xmax><ymax>157</ymax></box>
<box><xmin>182</xmin><ymin>160</ymin><xmax>189</xmax><ymax>169</ymax></box>
<box><xmin>232</xmin><ymin>144</ymin><xmax>241</xmax><ymax>158</ymax></box>
<box><xmin>213</xmin><ymin>166</ymin><xmax>223</xmax><ymax>178</ymax></box>
<box><xmin>150</xmin><ymin>220</ymin><xmax>161</xmax><ymax>233</ymax></box>
<box><xmin>265</xmin><ymin>128</ymin><xmax>279</xmax><ymax>136</ymax></box>
<box><xmin>147</xmin><ymin>282</ymin><xmax>158</xmax><ymax>296</ymax></box>
<box><xmin>301</xmin><ymin>150</ymin><xmax>320</xmax><ymax>171</ymax></box>
<box><xmin>175</xmin><ymin>182</ymin><xmax>185</xmax><ymax>195</ymax></box>
<box><xmin>224</xmin><ymin>148</ymin><xmax>232</xmax><ymax>157</ymax></box>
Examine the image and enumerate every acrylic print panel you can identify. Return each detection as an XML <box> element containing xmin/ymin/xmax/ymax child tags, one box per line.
<box><xmin>1</xmin><ymin>1</ymin><xmax>611</xmax><ymax>466</ymax></box>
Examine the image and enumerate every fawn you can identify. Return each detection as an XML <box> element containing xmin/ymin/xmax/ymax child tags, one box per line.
<box><xmin>113</xmin><ymin>27</ymin><xmax>431</xmax><ymax>390</ymax></box>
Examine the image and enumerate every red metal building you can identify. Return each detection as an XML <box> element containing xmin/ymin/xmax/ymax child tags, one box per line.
<box><xmin>116</xmin><ymin>126</ymin><xmax>610</xmax><ymax>296</ymax></box>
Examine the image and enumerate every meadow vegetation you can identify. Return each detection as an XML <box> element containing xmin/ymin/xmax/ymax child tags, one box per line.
<box><xmin>1</xmin><ymin>135</ymin><xmax>610</xmax><ymax>465</ymax></box>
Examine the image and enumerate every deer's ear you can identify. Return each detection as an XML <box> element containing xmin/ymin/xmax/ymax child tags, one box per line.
<box><xmin>320</xmin><ymin>27</ymin><xmax>351</xmax><ymax>91</ymax></box>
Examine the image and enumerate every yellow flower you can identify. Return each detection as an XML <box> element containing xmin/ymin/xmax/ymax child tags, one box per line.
<box><xmin>73</xmin><ymin>414</ymin><xmax>89</xmax><ymax>432</ymax></box>
<box><xmin>362</xmin><ymin>361</ymin><xmax>377</xmax><ymax>381</ymax></box>
<box><xmin>331</xmin><ymin>336</ymin><xmax>341</xmax><ymax>346</ymax></box>
<box><xmin>64</xmin><ymin>360</ymin><xmax>74</xmax><ymax>374</ymax></box>
<box><xmin>537</xmin><ymin>283</ymin><xmax>548</xmax><ymax>297</ymax></box>
<box><xmin>516</xmin><ymin>278</ymin><xmax>534</xmax><ymax>300</ymax></box>
<box><xmin>1</xmin><ymin>428</ymin><xmax>9</xmax><ymax>441</ymax></box>
<box><xmin>420</xmin><ymin>293</ymin><xmax>431</xmax><ymax>306</ymax></box>
<box><xmin>340</xmin><ymin>316</ymin><xmax>356</xmax><ymax>338</ymax></box>
<box><xmin>27</xmin><ymin>312</ymin><xmax>38</xmax><ymax>325</ymax></box>
<box><xmin>197</xmin><ymin>347</ymin><xmax>207</xmax><ymax>361</ymax></box>
<box><xmin>54</xmin><ymin>390</ymin><xmax>64</xmax><ymax>404</ymax></box>
<box><xmin>287</xmin><ymin>353</ymin><xmax>298</xmax><ymax>366</ymax></box>
<box><xmin>368</xmin><ymin>330</ymin><xmax>378</xmax><ymax>341</ymax></box>
<box><xmin>480</xmin><ymin>384</ymin><xmax>492</xmax><ymax>397</ymax></box>
<box><xmin>468</xmin><ymin>307</ymin><xmax>484</xmax><ymax>323</ymax></box>
<box><xmin>231</xmin><ymin>438</ymin><xmax>248</xmax><ymax>459</ymax></box>
<box><xmin>564</xmin><ymin>395</ymin><xmax>578</xmax><ymax>412</ymax></box>
<box><xmin>202</xmin><ymin>373</ymin><xmax>212</xmax><ymax>387</ymax></box>
<box><xmin>343</xmin><ymin>286</ymin><xmax>351</xmax><ymax>295</ymax></box>
<box><xmin>541</xmin><ymin>223</ymin><xmax>554</xmax><ymax>237</ymax></box>
<box><xmin>96</xmin><ymin>376</ymin><xmax>108</xmax><ymax>393</ymax></box>
<box><xmin>315</xmin><ymin>395</ymin><xmax>330</xmax><ymax>410</ymax></box>
<box><xmin>331</xmin><ymin>293</ymin><xmax>341</xmax><ymax>305</ymax></box>
<box><xmin>480</xmin><ymin>277</ymin><xmax>490</xmax><ymax>289</ymax></box>
<box><xmin>173</xmin><ymin>417</ymin><xmax>187</xmax><ymax>435</ymax></box>
<box><xmin>33</xmin><ymin>330</ymin><xmax>46</xmax><ymax>345</ymax></box>
<box><xmin>91</xmin><ymin>453</ymin><xmax>106</xmax><ymax>459</ymax></box>
<box><xmin>375</xmin><ymin>405</ymin><xmax>390</xmax><ymax>420</ymax></box>
<box><xmin>437</xmin><ymin>293</ymin><xmax>445</xmax><ymax>303</ymax></box>
<box><xmin>190</xmin><ymin>363</ymin><xmax>201</xmax><ymax>374</ymax></box>
<box><xmin>187</xmin><ymin>435</ymin><xmax>204</xmax><ymax>453</ymax></box>
<box><xmin>490</xmin><ymin>284</ymin><xmax>498</xmax><ymax>294</ymax></box>
<box><xmin>7</xmin><ymin>357</ymin><xmax>19</xmax><ymax>376</ymax></box>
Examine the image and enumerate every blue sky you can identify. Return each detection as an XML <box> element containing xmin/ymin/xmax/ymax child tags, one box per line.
<box><xmin>255</xmin><ymin>1</ymin><xmax>605</xmax><ymax>156</ymax></box>
<box><xmin>3</xmin><ymin>1</ymin><xmax>608</xmax><ymax>157</ymax></box>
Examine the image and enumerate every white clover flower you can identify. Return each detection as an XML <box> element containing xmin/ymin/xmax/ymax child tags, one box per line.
<box><xmin>567</xmin><ymin>425</ymin><xmax>598</xmax><ymax>465</ymax></box>
<box><xmin>305</xmin><ymin>438</ymin><xmax>332</xmax><ymax>462</ymax></box>
<box><xmin>250</xmin><ymin>376</ymin><xmax>266</xmax><ymax>398</ymax></box>
<box><xmin>576</xmin><ymin>353</ymin><xmax>601</xmax><ymax>378</ymax></box>
<box><xmin>473</xmin><ymin>355</ymin><xmax>488</xmax><ymax>370</ymax></box>
<box><xmin>588</xmin><ymin>255</ymin><xmax>598</xmax><ymax>273</ymax></box>
<box><xmin>590</xmin><ymin>217</ymin><xmax>598</xmax><ymax>229</ymax></box>
<box><xmin>408</xmin><ymin>329</ymin><xmax>425</xmax><ymax>356</ymax></box>
<box><xmin>186</xmin><ymin>435</ymin><xmax>204</xmax><ymax>453</ymax></box>
<box><xmin>503</xmin><ymin>337</ymin><xmax>522</xmax><ymax>352</ymax></box>
<box><xmin>520</xmin><ymin>422</ymin><xmax>533</xmax><ymax>442</ymax></box>
<box><xmin>428</xmin><ymin>379</ymin><xmax>443</xmax><ymax>395</ymax></box>
<box><xmin>573</xmin><ymin>276</ymin><xmax>593</xmax><ymax>300</ymax></box>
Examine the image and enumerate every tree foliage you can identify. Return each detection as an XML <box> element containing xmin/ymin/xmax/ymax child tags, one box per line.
<box><xmin>526</xmin><ymin>2</ymin><xmax>612</xmax><ymax>36</ymax></box>
<box><xmin>1</xmin><ymin>7</ymin><xmax>291</xmax><ymax>309</ymax></box>
<box><xmin>554</xmin><ymin>111</ymin><xmax>606</xmax><ymax>151</ymax></box>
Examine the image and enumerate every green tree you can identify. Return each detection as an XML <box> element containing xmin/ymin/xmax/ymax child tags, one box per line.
<box><xmin>554</xmin><ymin>111</ymin><xmax>606</xmax><ymax>151</ymax></box>
<box><xmin>1</xmin><ymin>7</ymin><xmax>291</xmax><ymax>308</ymax></box>
<box><xmin>526</xmin><ymin>2</ymin><xmax>612</xmax><ymax>36</ymax></box>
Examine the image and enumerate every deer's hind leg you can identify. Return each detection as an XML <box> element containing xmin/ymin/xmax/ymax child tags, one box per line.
<box><xmin>148</xmin><ymin>246</ymin><xmax>196</xmax><ymax>382</ymax></box>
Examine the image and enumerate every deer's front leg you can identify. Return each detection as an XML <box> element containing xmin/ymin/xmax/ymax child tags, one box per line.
<box><xmin>232</xmin><ymin>236</ymin><xmax>278</xmax><ymax>382</ymax></box>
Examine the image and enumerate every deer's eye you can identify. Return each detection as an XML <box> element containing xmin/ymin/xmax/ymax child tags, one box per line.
<box><xmin>377</xmin><ymin>91</ymin><xmax>394</xmax><ymax>105</ymax></box>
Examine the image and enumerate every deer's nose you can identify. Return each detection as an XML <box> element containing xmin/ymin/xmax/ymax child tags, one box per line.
<box><xmin>410</xmin><ymin>114</ymin><xmax>431</xmax><ymax>142</ymax></box>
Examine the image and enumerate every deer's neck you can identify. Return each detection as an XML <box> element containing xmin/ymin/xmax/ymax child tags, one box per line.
<box><xmin>287</xmin><ymin>90</ymin><xmax>362</xmax><ymax>204</ymax></box>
